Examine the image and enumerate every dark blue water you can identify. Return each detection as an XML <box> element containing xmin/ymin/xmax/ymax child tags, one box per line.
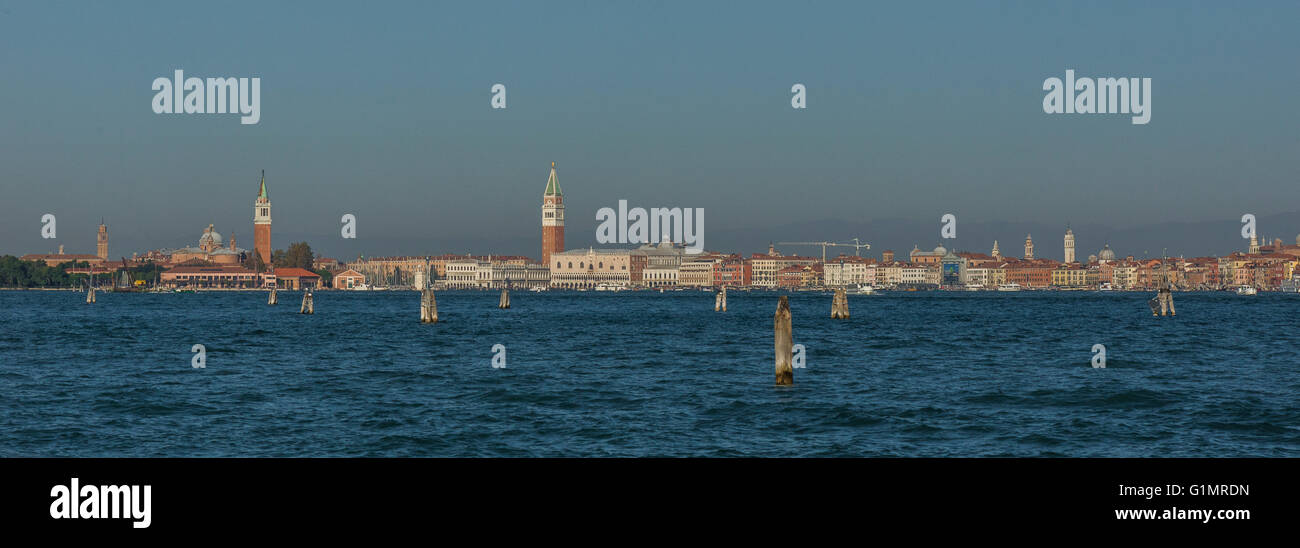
<box><xmin>1</xmin><ymin>290</ymin><xmax>1297</xmax><ymax>457</ymax></box>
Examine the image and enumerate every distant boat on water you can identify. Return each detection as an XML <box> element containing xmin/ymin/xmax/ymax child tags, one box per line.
<box><xmin>997</xmin><ymin>283</ymin><xmax>1022</xmax><ymax>292</ymax></box>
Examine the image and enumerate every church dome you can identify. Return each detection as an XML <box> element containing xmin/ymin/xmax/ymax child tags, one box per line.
<box><xmin>1098</xmin><ymin>245</ymin><xmax>1116</xmax><ymax>261</ymax></box>
<box><xmin>199</xmin><ymin>230</ymin><xmax>224</xmax><ymax>247</ymax></box>
<box><xmin>933</xmin><ymin>244</ymin><xmax>947</xmax><ymax>255</ymax></box>
<box><xmin>1088</xmin><ymin>254</ymin><xmax>1098</xmax><ymax>263</ymax></box>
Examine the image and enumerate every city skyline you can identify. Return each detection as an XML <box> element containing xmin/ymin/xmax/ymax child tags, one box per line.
<box><xmin>9</xmin><ymin>166</ymin><xmax>1299</xmax><ymax>264</ymax></box>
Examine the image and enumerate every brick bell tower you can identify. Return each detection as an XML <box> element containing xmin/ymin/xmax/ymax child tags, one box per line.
<box><xmin>541</xmin><ymin>162</ymin><xmax>564</xmax><ymax>267</ymax></box>
<box><xmin>253</xmin><ymin>170</ymin><xmax>272</xmax><ymax>265</ymax></box>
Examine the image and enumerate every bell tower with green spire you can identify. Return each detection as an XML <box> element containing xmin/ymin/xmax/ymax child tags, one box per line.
<box><xmin>541</xmin><ymin>162</ymin><xmax>564</xmax><ymax>267</ymax></box>
<box><xmin>253</xmin><ymin>170</ymin><xmax>272</xmax><ymax>265</ymax></box>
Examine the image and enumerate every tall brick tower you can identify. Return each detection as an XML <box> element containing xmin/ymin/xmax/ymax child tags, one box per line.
<box><xmin>541</xmin><ymin>162</ymin><xmax>565</xmax><ymax>267</ymax></box>
<box><xmin>1024</xmin><ymin>234</ymin><xmax>1034</xmax><ymax>260</ymax></box>
<box><xmin>253</xmin><ymin>170</ymin><xmax>272</xmax><ymax>265</ymax></box>
<box><xmin>96</xmin><ymin>220</ymin><xmax>108</xmax><ymax>260</ymax></box>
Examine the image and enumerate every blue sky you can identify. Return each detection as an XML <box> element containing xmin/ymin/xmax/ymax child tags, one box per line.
<box><xmin>1</xmin><ymin>1</ymin><xmax>1297</xmax><ymax>260</ymax></box>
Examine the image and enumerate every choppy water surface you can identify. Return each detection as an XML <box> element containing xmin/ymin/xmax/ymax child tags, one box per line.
<box><xmin>1</xmin><ymin>290</ymin><xmax>1297</xmax><ymax>457</ymax></box>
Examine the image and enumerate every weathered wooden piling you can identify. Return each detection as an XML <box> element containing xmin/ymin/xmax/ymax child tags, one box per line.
<box><xmin>498</xmin><ymin>288</ymin><xmax>510</xmax><ymax>309</ymax></box>
<box><xmin>774</xmin><ymin>296</ymin><xmax>793</xmax><ymax>386</ymax></box>
<box><xmin>299</xmin><ymin>290</ymin><xmax>314</xmax><ymax>314</ymax></box>
<box><xmin>268</xmin><ymin>287</ymin><xmax>277</xmax><ymax>305</ymax></box>
<box><xmin>85</xmin><ymin>285</ymin><xmax>96</xmax><ymax>304</ymax></box>
<box><xmin>831</xmin><ymin>288</ymin><xmax>850</xmax><ymax>319</ymax></box>
<box><xmin>719</xmin><ymin>286</ymin><xmax>728</xmax><ymax>311</ymax></box>
<box><xmin>420</xmin><ymin>289</ymin><xmax>438</xmax><ymax>323</ymax></box>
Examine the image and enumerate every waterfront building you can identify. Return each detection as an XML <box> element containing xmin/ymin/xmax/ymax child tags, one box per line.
<box><xmin>964</xmin><ymin>258</ymin><xmax>1005</xmax><ymax>288</ymax></box>
<box><xmin>940</xmin><ymin>249</ymin><xmax>966</xmax><ymax>286</ymax></box>
<box><xmin>877</xmin><ymin>262</ymin><xmax>904</xmax><ymax>287</ymax></box>
<box><xmin>899</xmin><ymin>264</ymin><xmax>940</xmax><ymax>287</ymax></box>
<box><xmin>712</xmin><ymin>254</ymin><xmax>751</xmax><ymax>287</ymax></box>
<box><xmin>1051</xmin><ymin>263</ymin><xmax>1087</xmax><ymax>287</ymax></box>
<box><xmin>1111</xmin><ymin>262</ymin><xmax>1138</xmax><ymax>289</ymax></box>
<box><xmin>475</xmin><ymin>259</ymin><xmax>547</xmax><ymax>289</ymax></box>
<box><xmin>162</xmin><ymin>265</ymin><xmax>261</xmax><ymax>288</ymax></box>
<box><xmin>273</xmin><ymin>267</ymin><xmax>321</xmax><ymax>290</ymax></box>
<box><xmin>679</xmin><ymin>255</ymin><xmax>720</xmax><ymax>287</ymax></box>
<box><xmin>639</xmin><ymin>240</ymin><xmax>686</xmax><ymax>288</ymax></box>
<box><xmin>445</xmin><ymin>258</ymin><xmax>484</xmax><ymax>288</ymax></box>
<box><xmin>541</xmin><ymin>162</ymin><xmax>565</xmax><ymax>268</ymax></box>
<box><xmin>777</xmin><ymin>264</ymin><xmax>822</xmax><ymax>288</ymax></box>
<box><xmin>550</xmin><ymin>248</ymin><xmax>633</xmax><ymax>289</ymax></box>
<box><xmin>1005</xmin><ymin>258</ymin><xmax>1056</xmax><ymax>288</ymax></box>
<box><xmin>750</xmin><ymin>251</ymin><xmax>817</xmax><ymax>288</ymax></box>
<box><xmin>333</xmin><ymin>269</ymin><xmax>366</xmax><ymax>289</ymax></box>
<box><xmin>823</xmin><ymin>254</ymin><xmax>873</xmax><ymax>286</ymax></box>
<box><xmin>253</xmin><ymin>171</ymin><xmax>272</xmax><ymax>265</ymax></box>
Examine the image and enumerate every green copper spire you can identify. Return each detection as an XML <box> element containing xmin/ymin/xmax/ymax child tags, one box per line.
<box><xmin>258</xmin><ymin>170</ymin><xmax>268</xmax><ymax>200</ymax></box>
<box><xmin>544</xmin><ymin>162</ymin><xmax>561</xmax><ymax>196</ymax></box>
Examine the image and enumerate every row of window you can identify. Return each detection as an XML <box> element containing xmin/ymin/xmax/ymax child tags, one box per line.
<box><xmin>557</xmin><ymin>261</ymin><xmax>627</xmax><ymax>270</ymax></box>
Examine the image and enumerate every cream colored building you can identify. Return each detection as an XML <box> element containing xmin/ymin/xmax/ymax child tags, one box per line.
<box><xmin>823</xmin><ymin>256</ymin><xmax>873</xmax><ymax>286</ymax></box>
<box><xmin>751</xmin><ymin>255</ymin><xmax>817</xmax><ymax>288</ymax></box>
<box><xmin>550</xmin><ymin>248</ymin><xmax>633</xmax><ymax>289</ymax></box>
<box><xmin>678</xmin><ymin>257</ymin><xmax>718</xmax><ymax>287</ymax></box>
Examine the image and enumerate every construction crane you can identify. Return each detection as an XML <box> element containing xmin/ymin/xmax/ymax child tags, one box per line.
<box><xmin>776</xmin><ymin>239</ymin><xmax>871</xmax><ymax>263</ymax></box>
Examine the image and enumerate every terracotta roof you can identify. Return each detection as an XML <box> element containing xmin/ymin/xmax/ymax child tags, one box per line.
<box><xmin>273</xmin><ymin>267</ymin><xmax>321</xmax><ymax>278</ymax></box>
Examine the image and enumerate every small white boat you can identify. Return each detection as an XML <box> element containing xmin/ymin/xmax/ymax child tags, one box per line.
<box><xmin>997</xmin><ymin>283</ymin><xmax>1022</xmax><ymax>292</ymax></box>
<box><xmin>1236</xmin><ymin>286</ymin><xmax>1257</xmax><ymax>295</ymax></box>
<box><xmin>595</xmin><ymin>282</ymin><xmax>625</xmax><ymax>292</ymax></box>
<box><xmin>1098</xmin><ymin>282</ymin><xmax>1114</xmax><ymax>291</ymax></box>
<box><xmin>845</xmin><ymin>284</ymin><xmax>875</xmax><ymax>295</ymax></box>
<box><xmin>529</xmin><ymin>286</ymin><xmax>548</xmax><ymax>292</ymax></box>
<box><xmin>964</xmin><ymin>284</ymin><xmax>984</xmax><ymax>291</ymax></box>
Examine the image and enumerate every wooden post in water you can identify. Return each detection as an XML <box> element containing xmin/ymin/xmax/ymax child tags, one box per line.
<box><xmin>299</xmin><ymin>289</ymin><xmax>314</xmax><ymax>314</ymax></box>
<box><xmin>831</xmin><ymin>288</ymin><xmax>849</xmax><ymax>319</ymax></box>
<box><xmin>419</xmin><ymin>259</ymin><xmax>438</xmax><ymax>323</ymax></box>
<box><xmin>499</xmin><ymin>288</ymin><xmax>510</xmax><ymax>309</ymax></box>
<box><xmin>420</xmin><ymin>289</ymin><xmax>438</xmax><ymax>323</ymax></box>
<box><xmin>714</xmin><ymin>290</ymin><xmax>722</xmax><ymax>311</ymax></box>
<box><xmin>774</xmin><ymin>296</ymin><xmax>793</xmax><ymax>386</ymax></box>
<box><xmin>268</xmin><ymin>287</ymin><xmax>277</xmax><ymax>305</ymax></box>
<box><xmin>86</xmin><ymin>285</ymin><xmax>96</xmax><ymax>304</ymax></box>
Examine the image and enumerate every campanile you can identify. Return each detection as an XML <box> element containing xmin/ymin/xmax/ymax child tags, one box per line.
<box><xmin>541</xmin><ymin>162</ymin><xmax>564</xmax><ymax>267</ymax></box>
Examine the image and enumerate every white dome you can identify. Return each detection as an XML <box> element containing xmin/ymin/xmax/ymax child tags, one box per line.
<box><xmin>200</xmin><ymin>230</ymin><xmax>223</xmax><ymax>247</ymax></box>
<box><xmin>1098</xmin><ymin>245</ymin><xmax>1116</xmax><ymax>261</ymax></box>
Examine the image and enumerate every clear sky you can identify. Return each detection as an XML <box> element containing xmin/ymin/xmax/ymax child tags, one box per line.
<box><xmin>1</xmin><ymin>1</ymin><xmax>1297</xmax><ymax>261</ymax></box>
